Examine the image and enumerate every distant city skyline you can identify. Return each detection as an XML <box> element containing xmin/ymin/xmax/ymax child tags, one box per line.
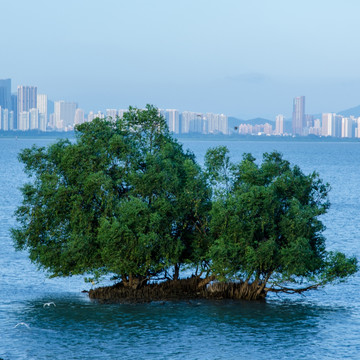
<box><xmin>2</xmin><ymin>78</ymin><xmax>360</xmax><ymax>139</ymax></box>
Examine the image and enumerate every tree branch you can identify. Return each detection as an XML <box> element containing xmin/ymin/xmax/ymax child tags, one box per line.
<box><xmin>265</xmin><ymin>283</ymin><xmax>324</xmax><ymax>294</ymax></box>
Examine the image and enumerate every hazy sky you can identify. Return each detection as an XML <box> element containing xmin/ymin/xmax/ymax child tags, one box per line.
<box><xmin>2</xmin><ymin>0</ymin><xmax>360</xmax><ymax>119</ymax></box>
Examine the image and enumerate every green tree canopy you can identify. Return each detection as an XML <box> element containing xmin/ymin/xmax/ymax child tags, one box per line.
<box><xmin>206</xmin><ymin>148</ymin><xmax>358</xmax><ymax>299</ymax></box>
<box><xmin>12</xmin><ymin>105</ymin><xmax>210</xmax><ymax>289</ymax></box>
<box><xmin>11</xmin><ymin>107</ymin><xmax>357</xmax><ymax>299</ymax></box>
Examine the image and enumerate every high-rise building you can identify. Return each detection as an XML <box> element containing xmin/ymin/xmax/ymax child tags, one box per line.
<box><xmin>118</xmin><ymin>109</ymin><xmax>127</xmax><ymax>119</ymax></box>
<box><xmin>0</xmin><ymin>107</ymin><xmax>7</xmax><ymax>130</ymax></box>
<box><xmin>181</xmin><ymin>111</ymin><xmax>194</xmax><ymax>134</ymax></box>
<box><xmin>357</xmin><ymin>118</ymin><xmax>360</xmax><ymax>138</ymax></box>
<box><xmin>322</xmin><ymin>113</ymin><xmax>335</xmax><ymax>137</ymax></box>
<box><xmin>334</xmin><ymin>115</ymin><xmax>342</xmax><ymax>137</ymax></box>
<box><xmin>74</xmin><ymin>109</ymin><xmax>85</xmax><ymax>125</ymax></box>
<box><xmin>292</xmin><ymin>96</ymin><xmax>305</xmax><ymax>135</ymax></box>
<box><xmin>342</xmin><ymin>117</ymin><xmax>352</xmax><ymax>138</ymax></box>
<box><xmin>37</xmin><ymin>94</ymin><xmax>47</xmax><ymax>113</ymax></box>
<box><xmin>11</xmin><ymin>94</ymin><xmax>17</xmax><ymax>128</ymax></box>
<box><xmin>207</xmin><ymin>113</ymin><xmax>218</xmax><ymax>134</ymax></box>
<box><xmin>166</xmin><ymin>109</ymin><xmax>180</xmax><ymax>134</ymax></box>
<box><xmin>29</xmin><ymin>108</ymin><xmax>39</xmax><ymax>130</ymax></box>
<box><xmin>18</xmin><ymin>111</ymin><xmax>30</xmax><ymax>131</ymax></box>
<box><xmin>48</xmin><ymin>113</ymin><xmax>56</xmax><ymax>129</ymax></box>
<box><xmin>205</xmin><ymin>113</ymin><xmax>228</xmax><ymax>135</ymax></box>
<box><xmin>17</xmin><ymin>86</ymin><xmax>37</xmax><ymax>114</ymax></box>
<box><xmin>87</xmin><ymin>111</ymin><xmax>95</xmax><ymax>122</ymax></box>
<box><xmin>54</xmin><ymin>101</ymin><xmax>78</xmax><ymax>130</ymax></box>
<box><xmin>218</xmin><ymin>114</ymin><xmax>229</xmax><ymax>135</ymax></box>
<box><xmin>275</xmin><ymin>114</ymin><xmax>284</xmax><ymax>135</ymax></box>
<box><xmin>37</xmin><ymin>94</ymin><xmax>48</xmax><ymax>131</ymax></box>
<box><xmin>0</xmin><ymin>79</ymin><xmax>11</xmax><ymax>110</ymax></box>
<box><xmin>39</xmin><ymin>112</ymin><xmax>47</xmax><ymax>132</ymax></box>
<box><xmin>106</xmin><ymin>109</ymin><xmax>117</xmax><ymax>120</ymax></box>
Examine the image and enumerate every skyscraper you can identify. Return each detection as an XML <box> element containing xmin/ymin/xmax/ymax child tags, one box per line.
<box><xmin>17</xmin><ymin>86</ymin><xmax>37</xmax><ymax>113</ymax></box>
<box><xmin>166</xmin><ymin>109</ymin><xmax>180</xmax><ymax>134</ymax></box>
<box><xmin>106</xmin><ymin>109</ymin><xmax>117</xmax><ymax>120</ymax></box>
<box><xmin>321</xmin><ymin>113</ymin><xmax>335</xmax><ymax>137</ymax></box>
<box><xmin>74</xmin><ymin>108</ymin><xmax>85</xmax><ymax>125</ymax></box>
<box><xmin>37</xmin><ymin>94</ymin><xmax>48</xmax><ymax>131</ymax></box>
<box><xmin>54</xmin><ymin>101</ymin><xmax>78</xmax><ymax>130</ymax></box>
<box><xmin>11</xmin><ymin>94</ymin><xmax>17</xmax><ymax>128</ymax></box>
<box><xmin>0</xmin><ymin>79</ymin><xmax>11</xmax><ymax>110</ymax></box>
<box><xmin>292</xmin><ymin>96</ymin><xmax>305</xmax><ymax>136</ymax></box>
<box><xmin>29</xmin><ymin>108</ymin><xmax>39</xmax><ymax>130</ymax></box>
<box><xmin>341</xmin><ymin>117</ymin><xmax>352</xmax><ymax>138</ymax></box>
<box><xmin>275</xmin><ymin>114</ymin><xmax>284</xmax><ymax>135</ymax></box>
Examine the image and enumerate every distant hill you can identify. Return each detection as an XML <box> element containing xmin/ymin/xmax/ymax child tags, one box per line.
<box><xmin>338</xmin><ymin>105</ymin><xmax>360</xmax><ymax>118</ymax></box>
<box><xmin>247</xmin><ymin>117</ymin><xmax>275</xmax><ymax>126</ymax></box>
<box><xmin>228</xmin><ymin>116</ymin><xmax>275</xmax><ymax>129</ymax></box>
<box><xmin>228</xmin><ymin>116</ymin><xmax>245</xmax><ymax>130</ymax></box>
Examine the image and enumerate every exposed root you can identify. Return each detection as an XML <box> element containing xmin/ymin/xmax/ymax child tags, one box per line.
<box><xmin>89</xmin><ymin>277</ymin><xmax>267</xmax><ymax>303</ymax></box>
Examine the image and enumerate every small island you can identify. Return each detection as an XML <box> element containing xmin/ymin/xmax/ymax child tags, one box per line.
<box><xmin>12</xmin><ymin>105</ymin><xmax>358</xmax><ymax>302</ymax></box>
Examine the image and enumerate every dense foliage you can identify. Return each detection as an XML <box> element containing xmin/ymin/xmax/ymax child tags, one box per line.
<box><xmin>12</xmin><ymin>105</ymin><xmax>358</xmax><ymax>297</ymax></box>
<box><xmin>206</xmin><ymin>147</ymin><xmax>357</xmax><ymax>297</ymax></box>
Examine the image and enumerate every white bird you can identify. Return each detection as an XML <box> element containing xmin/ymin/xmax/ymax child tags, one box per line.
<box><xmin>43</xmin><ymin>302</ymin><xmax>56</xmax><ymax>308</ymax></box>
<box><xmin>14</xmin><ymin>322</ymin><xmax>30</xmax><ymax>329</ymax></box>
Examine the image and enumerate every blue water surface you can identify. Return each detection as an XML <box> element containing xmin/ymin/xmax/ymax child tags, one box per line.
<box><xmin>1</xmin><ymin>137</ymin><xmax>360</xmax><ymax>360</ymax></box>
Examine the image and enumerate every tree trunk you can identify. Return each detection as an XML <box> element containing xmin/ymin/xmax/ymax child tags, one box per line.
<box><xmin>197</xmin><ymin>275</ymin><xmax>216</xmax><ymax>289</ymax></box>
<box><xmin>122</xmin><ymin>274</ymin><xmax>146</xmax><ymax>290</ymax></box>
<box><xmin>174</xmin><ymin>264</ymin><xmax>180</xmax><ymax>281</ymax></box>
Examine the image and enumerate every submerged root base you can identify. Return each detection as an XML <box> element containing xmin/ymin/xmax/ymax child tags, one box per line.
<box><xmin>89</xmin><ymin>278</ymin><xmax>266</xmax><ymax>303</ymax></box>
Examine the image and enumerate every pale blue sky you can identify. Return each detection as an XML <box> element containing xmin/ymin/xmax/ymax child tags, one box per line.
<box><xmin>2</xmin><ymin>0</ymin><xmax>360</xmax><ymax>118</ymax></box>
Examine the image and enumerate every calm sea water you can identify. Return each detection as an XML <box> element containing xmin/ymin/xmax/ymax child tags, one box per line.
<box><xmin>1</xmin><ymin>137</ymin><xmax>360</xmax><ymax>359</ymax></box>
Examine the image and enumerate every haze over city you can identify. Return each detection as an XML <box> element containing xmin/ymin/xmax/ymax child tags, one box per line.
<box><xmin>2</xmin><ymin>0</ymin><xmax>360</xmax><ymax>119</ymax></box>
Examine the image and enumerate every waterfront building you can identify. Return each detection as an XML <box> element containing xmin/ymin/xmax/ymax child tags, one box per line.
<box><xmin>238</xmin><ymin>123</ymin><xmax>252</xmax><ymax>135</ymax></box>
<box><xmin>0</xmin><ymin>79</ymin><xmax>11</xmax><ymax>110</ymax></box>
<box><xmin>190</xmin><ymin>113</ymin><xmax>204</xmax><ymax>134</ymax></box>
<box><xmin>0</xmin><ymin>107</ymin><xmax>8</xmax><ymax>130</ymax></box>
<box><xmin>18</xmin><ymin>111</ymin><xmax>30</xmax><ymax>131</ymax></box>
<box><xmin>180</xmin><ymin>111</ymin><xmax>192</xmax><ymax>134</ymax></box>
<box><xmin>11</xmin><ymin>94</ymin><xmax>17</xmax><ymax>128</ymax></box>
<box><xmin>48</xmin><ymin>113</ymin><xmax>56</xmax><ymax>129</ymax></box>
<box><xmin>206</xmin><ymin>113</ymin><xmax>228</xmax><ymax>135</ymax></box>
<box><xmin>106</xmin><ymin>109</ymin><xmax>117</xmax><ymax>120</ymax></box>
<box><xmin>181</xmin><ymin>111</ymin><xmax>204</xmax><ymax>134</ymax></box>
<box><xmin>292</xmin><ymin>96</ymin><xmax>305</xmax><ymax>135</ymax></box>
<box><xmin>218</xmin><ymin>114</ymin><xmax>228</xmax><ymax>135</ymax></box>
<box><xmin>54</xmin><ymin>101</ymin><xmax>77</xmax><ymax>129</ymax></box>
<box><xmin>87</xmin><ymin>111</ymin><xmax>95</xmax><ymax>122</ymax></box>
<box><xmin>305</xmin><ymin>114</ymin><xmax>314</xmax><ymax>128</ymax></box>
<box><xmin>118</xmin><ymin>109</ymin><xmax>127</xmax><ymax>119</ymax></box>
<box><xmin>308</xmin><ymin>118</ymin><xmax>321</xmax><ymax>136</ymax></box>
<box><xmin>29</xmin><ymin>108</ymin><xmax>39</xmax><ymax>130</ymax></box>
<box><xmin>17</xmin><ymin>86</ymin><xmax>37</xmax><ymax>127</ymax></box>
<box><xmin>264</xmin><ymin>123</ymin><xmax>273</xmax><ymax>135</ymax></box>
<box><xmin>166</xmin><ymin>109</ymin><xmax>180</xmax><ymax>134</ymax></box>
<box><xmin>37</xmin><ymin>94</ymin><xmax>48</xmax><ymax>128</ymax></box>
<box><xmin>74</xmin><ymin>109</ymin><xmax>85</xmax><ymax>125</ymax></box>
<box><xmin>341</xmin><ymin>117</ymin><xmax>352</xmax><ymax>138</ymax></box>
<box><xmin>207</xmin><ymin>113</ymin><xmax>218</xmax><ymax>134</ymax></box>
<box><xmin>322</xmin><ymin>113</ymin><xmax>336</xmax><ymax>137</ymax></box>
<box><xmin>275</xmin><ymin>114</ymin><xmax>284</xmax><ymax>135</ymax></box>
<box><xmin>334</xmin><ymin>115</ymin><xmax>342</xmax><ymax>137</ymax></box>
<box><xmin>9</xmin><ymin>111</ymin><xmax>14</xmax><ymax>130</ymax></box>
<box><xmin>95</xmin><ymin>111</ymin><xmax>105</xmax><ymax>119</ymax></box>
<box><xmin>39</xmin><ymin>112</ymin><xmax>47</xmax><ymax>131</ymax></box>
